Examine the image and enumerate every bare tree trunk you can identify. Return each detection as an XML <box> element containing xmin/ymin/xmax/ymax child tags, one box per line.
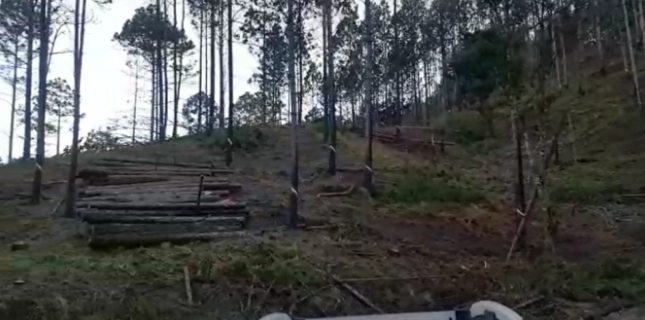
<box><xmin>225</xmin><ymin>0</ymin><xmax>234</xmax><ymax>166</ymax></box>
<box><xmin>219</xmin><ymin>0</ymin><xmax>225</xmax><ymax>129</ymax></box>
<box><xmin>322</xmin><ymin>11</ymin><xmax>329</xmax><ymax>142</ymax></box>
<box><xmin>151</xmin><ymin>63</ymin><xmax>156</xmax><ymax>141</ymax></box>
<box><xmin>162</xmin><ymin>0</ymin><xmax>170</xmax><ymax>140</ymax></box>
<box><xmin>362</xmin><ymin>0</ymin><xmax>374</xmax><ymax>195</ymax></box>
<box><xmin>23</xmin><ymin>0</ymin><xmax>35</xmax><ymax>160</ymax></box>
<box><xmin>156</xmin><ymin>0</ymin><xmax>164</xmax><ymax>141</ymax></box>
<box><xmin>197</xmin><ymin>7</ymin><xmax>204</xmax><ymax>132</ymax></box>
<box><xmin>595</xmin><ymin>0</ymin><xmax>604</xmax><ymax>62</ymax></box>
<box><xmin>623</xmin><ymin>0</ymin><xmax>644</xmax><ymax>111</ymax></box>
<box><xmin>551</xmin><ymin>18</ymin><xmax>562</xmax><ymax>88</ymax></box>
<box><xmin>32</xmin><ymin>0</ymin><xmax>51</xmax><ymax>203</ymax></box>
<box><xmin>9</xmin><ymin>40</ymin><xmax>19</xmax><ymax>162</ymax></box>
<box><xmin>557</xmin><ymin>8</ymin><xmax>568</xmax><ymax>87</ymax></box>
<box><xmin>287</xmin><ymin>0</ymin><xmax>299</xmax><ymax>229</ymax></box>
<box><xmin>172</xmin><ymin>0</ymin><xmax>179</xmax><ymax>138</ymax></box>
<box><xmin>638</xmin><ymin>0</ymin><xmax>645</xmax><ymax>64</ymax></box>
<box><xmin>208</xmin><ymin>5</ymin><xmax>216</xmax><ymax>135</ymax></box>
<box><xmin>64</xmin><ymin>0</ymin><xmax>88</xmax><ymax>217</ymax></box>
<box><xmin>326</xmin><ymin>0</ymin><xmax>336</xmax><ymax>175</ymax></box>
<box><xmin>132</xmin><ymin>57</ymin><xmax>139</xmax><ymax>144</ymax></box>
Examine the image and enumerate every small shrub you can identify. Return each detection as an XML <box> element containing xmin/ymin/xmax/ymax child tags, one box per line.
<box><xmin>549</xmin><ymin>176</ymin><xmax>625</xmax><ymax>203</ymax></box>
<box><xmin>559</xmin><ymin>260</ymin><xmax>645</xmax><ymax>300</ymax></box>
<box><xmin>444</xmin><ymin>111</ymin><xmax>489</xmax><ymax>145</ymax></box>
<box><xmin>204</xmin><ymin>127</ymin><xmax>267</xmax><ymax>151</ymax></box>
<box><xmin>380</xmin><ymin>170</ymin><xmax>484</xmax><ymax>205</ymax></box>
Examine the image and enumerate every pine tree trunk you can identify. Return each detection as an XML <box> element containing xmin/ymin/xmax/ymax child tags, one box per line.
<box><xmin>551</xmin><ymin>18</ymin><xmax>562</xmax><ymax>88</ymax></box>
<box><xmin>151</xmin><ymin>64</ymin><xmax>156</xmax><ymax>141</ymax></box>
<box><xmin>225</xmin><ymin>0</ymin><xmax>234</xmax><ymax>166</ymax></box>
<box><xmin>155</xmin><ymin>0</ymin><xmax>164</xmax><ymax>141</ymax></box>
<box><xmin>322</xmin><ymin>11</ymin><xmax>329</xmax><ymax>142</ymax></box>
<box><xmin>9</xmin><ymin>40</ymin><xmax>19</xmax><ymax>162</ymax></box>
<box><xmin>132</xmin><ymin>58</ymin><xmax>139</xmax><ymax>144</ymax></box>
<box><xmin>32</xmin><ymin>0</ymin><xmax>51</xmax><ymax>204</ymax></box>
<box><xmin>362</xmin><ymin>0</ymin><xmax>374</xmax><ymax>195</ymax></box>
<box><xmin>208</xmin><ymin>4</ymin><xmax>216</xmax><ymax>135</ymax></box>
<box><xmin>197</xmin><ymin>8</ymin><xmax>204</xmax><ymax>132</ymax></box>
<box><xmin>65</xmin><ymin>0</ymin><xmax>88</xmax><ymax>217</ymax></box>
<box><xmin>172</xmin><ymin>0</ymin><xmax>179</xmax><ymax>138</ymax></box>
<box><xmin>219</xmin><ymin>0</ymin><xmax>225</xmax><ymax>129</ymax></box>
<box><xmin>287</xmin><ymin>0</ymin><xmax>299</xmax><ymax>229</ymax></box>
<box><xmin>23</xmin><ymin>0</ymin><xmax>35</xmax><ymax>160</ymax></box>
<box><xmin>595</xmin><ymin>0</ymin><xmax>604</xmax><ymax>62</ymax></box>
<box><xmin>326</xmin><ymin>0</ymin><xmax>336</xmax><ymax>175</ymax></box>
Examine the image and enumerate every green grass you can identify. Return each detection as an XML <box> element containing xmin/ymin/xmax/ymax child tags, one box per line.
<box><xmin>380</xmin><ymin>170</ymin><xmax>485</xmax><ymax>205</ymax></box>
<box><xmin>549</xmin><ymin>166</ymin><xmax>626</xmax><ymax>203</ymax></box>
<box><xmin>533</xmin><ymin>258</ymin><xmax>645</xmax><ymax>301</ymax></box>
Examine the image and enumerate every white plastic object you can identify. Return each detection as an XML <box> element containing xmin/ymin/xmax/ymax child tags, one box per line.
<box><xmin>258</xmin><ymin>300</ymin><xmax>522</xmax><ymax>320</ymax></box>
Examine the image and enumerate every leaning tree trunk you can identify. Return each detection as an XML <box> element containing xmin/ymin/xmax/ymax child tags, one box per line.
<box><xmin>287</xmin><ymin>0</ymin><xmax>299</xmax><ymax>229</ymax></box>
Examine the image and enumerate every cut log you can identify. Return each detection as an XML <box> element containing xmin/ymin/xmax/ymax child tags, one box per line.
<box><xmin>90</xmin><ymin>223</ymin><xmax>245</xmax><ymax>235</ymax></box>
<box><xmin>82</xmin><ymin>180</ymin><xmax>230</xmax><ymax>192</ymax></box>
<box><xmin>88</xmin><ymin>177</ymin><xmax>169</xmax><ymax>186</ymax></box>
<box><xmin>88</xmin><ymin>230</ymin><xmax>248</xmax><ymax>249</ymax></box>
<box><xmin>88</xmin><ymin>167</ymin><xmax>233</xmax><ymax>175</ymax></box>
<box><xmin>81</xmin><ymin>213</ymin><xmax>248</xmax><ymax>224</ymax></box>
<box><xmin>77</xmin><ymin>208</ymin><xmax>248</xmax><ymax>217</ymax></box>
<box><xmin>76</xmin><ymin>195</ymin><xmax>226</xmax><ymax>204</ymax></box>
<box><xmin>76</xmin><ymin>201</ymin><xmax>245</xmax><ymax>211</ymax></box>
<box><xmin>78</xmin><ymin>190</ymin><xmax>228</xmax><ymax>199</ymax></box>
<box><xmin>84</xmin><ymin>182</ymin><xmax>241</xmax><ymax>193</ymax></box>
<box><xmin>96</xmin><ymin>158</ymin><xmax>215</xmax><ymax>169</ymax></box>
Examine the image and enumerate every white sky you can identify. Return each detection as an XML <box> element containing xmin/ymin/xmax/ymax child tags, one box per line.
<box><xmin>0</xmin><ymin>0</ymin><xmax>261</xmax><ymax>161</ymax></box>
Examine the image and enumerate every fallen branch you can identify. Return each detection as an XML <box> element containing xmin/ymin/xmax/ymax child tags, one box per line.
<box><xmin>513</xmin><ymin>295</ymin><xmax>546</xmax><ymax>310</ymax></box>
<box><xmin>183</xmin><ymin>266</ymin><xmax>194</xmax><ymax>305</ymax></box>
<box><xmin>339</xmin><ymin>275</ymin><xmax>446</xmax><ymax>283</ymax></box>
<box><xmin>331</xmin><ymin>275</ymin><xmax>384</xmax><ymax>314</ymax></box>
<box><xmin>317</xmin><ymin>186</ymin><xmax>355</xmax><ymax>198</ymax></box>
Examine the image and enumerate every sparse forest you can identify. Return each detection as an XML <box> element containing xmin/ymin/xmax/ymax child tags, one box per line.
<box><xmin>2</xmin><ymin>0</ymin><xmax>645</xmax><ymax>318</ymax></box>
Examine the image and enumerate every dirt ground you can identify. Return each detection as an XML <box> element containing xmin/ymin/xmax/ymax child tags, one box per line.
<box><xmin>0</xmin><ymin>125</ymin><xmax>643</xmax><ymax>320</ymax></box>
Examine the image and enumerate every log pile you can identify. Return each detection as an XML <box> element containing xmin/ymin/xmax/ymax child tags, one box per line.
<box><xmin>350</xmin><ymin>126</ymin><xmax>455</xmax><ymax>154</ymax></box>
<box><xmin>75</xmin><ymin>158</ymin><xmax>250</xmax><ymax>249</ymax></box>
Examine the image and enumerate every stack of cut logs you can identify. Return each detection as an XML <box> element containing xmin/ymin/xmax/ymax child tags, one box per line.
<box><xmin>350</xmin><ymin>125</ymin><xmax>455</xmax><ymax>154</ymax></box>
<box><xmin>75</xmin><ymin>158</ymin><xmax>249</xmax><ymax>249</ymax></box>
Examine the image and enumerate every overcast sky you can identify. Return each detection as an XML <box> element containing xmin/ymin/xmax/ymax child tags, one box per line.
<box><xmin>0</xmin><ymin>0</ymin><xmax>264</xmax><ymax>161</ymax></box>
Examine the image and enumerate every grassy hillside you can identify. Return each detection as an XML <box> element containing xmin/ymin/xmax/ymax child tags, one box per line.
<box><xmin>1</xmin><ymin>58</ymin><xmax>645</xmax><ymax>319</ymax></box>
